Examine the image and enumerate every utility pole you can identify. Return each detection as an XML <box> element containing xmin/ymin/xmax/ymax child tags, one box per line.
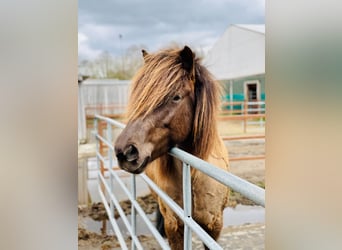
<box><xmin>119</xmin><ymin>34</ymin><xmax>124</xmax><ymax>77</ymax></box>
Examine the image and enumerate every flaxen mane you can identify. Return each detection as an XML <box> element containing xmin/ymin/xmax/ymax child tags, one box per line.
<box><xmin>127</xmin><ymin>47</ymin><xmax>222</xmax><ymax>160</ymax></box>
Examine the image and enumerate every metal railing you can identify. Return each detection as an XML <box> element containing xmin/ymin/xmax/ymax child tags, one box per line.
<box><xmin>94</xmin><ymin>114</ymin><xmax>265</xmax><ymax>250</ymax></box>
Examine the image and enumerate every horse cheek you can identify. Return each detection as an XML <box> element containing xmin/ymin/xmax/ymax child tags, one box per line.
<box><xmin>170</xmin><ymin>109</ymin><xmax>193</xmax><ymax>142</ymax></box>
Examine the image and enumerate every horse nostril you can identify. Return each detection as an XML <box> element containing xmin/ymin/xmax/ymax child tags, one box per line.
<box><xmin>115</xmin><ymin>150</ymin><xmax>125</xmax><ymax>161</ymax></box>
<box><xmin>124</xmin><ymin>145</ymin><xmax>139</xmax><ymax>162</ymax></box>
<box><xmin>115</xmin><ymin>145</ymin><xmax>139</xmax><ymax>162</ymax></box>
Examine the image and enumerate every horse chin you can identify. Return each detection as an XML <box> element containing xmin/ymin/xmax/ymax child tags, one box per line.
<box><xmin>119</xmin><ymin>156</ymin><xmax>150</xmax><ymax>174</ymax></box>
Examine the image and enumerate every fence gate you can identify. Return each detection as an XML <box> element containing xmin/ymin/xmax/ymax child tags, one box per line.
<box><xmin>94</xmin><ymin>115</ymin><xmax>265</xmax><ymax>250</ymax></box>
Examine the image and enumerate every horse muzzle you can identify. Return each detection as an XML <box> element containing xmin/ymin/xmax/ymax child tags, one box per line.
<box><xmin>115</xmin><ymin>144</ymin><xmax>150</xmax><ymax>174</ymax></box>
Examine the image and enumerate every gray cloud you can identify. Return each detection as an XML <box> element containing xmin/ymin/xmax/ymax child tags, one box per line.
<box><xmin>78</xmin><ymin>0</ymin><xmax>264</xmax><ymax>60</ymax></box>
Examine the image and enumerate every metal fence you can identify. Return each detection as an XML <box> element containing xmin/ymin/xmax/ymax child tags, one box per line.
<box><xmin>94</xmin><ymin>114</ymin><xmax>265</xmax><ymax>250</ymax></box>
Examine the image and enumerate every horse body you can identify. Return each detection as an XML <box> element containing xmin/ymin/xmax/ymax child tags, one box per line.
<box><xmin>115</xmin><ymin>46</ymin><xmax>230</xmax><ymax>249</ymax></box>
<box><xmin>146</xmin><ymin>138</ymin><xmax>229</xmax><ymax>249</ymax></box>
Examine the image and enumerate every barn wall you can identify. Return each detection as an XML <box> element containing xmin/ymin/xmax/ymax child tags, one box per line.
<box><xmin>221</xmin><ymin>74</ymin><xmax>265</xmax><ymax>101</ymax></box>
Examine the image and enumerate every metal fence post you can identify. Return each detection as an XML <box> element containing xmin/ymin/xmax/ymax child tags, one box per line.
<box><xmin>183</xmin><ymin>162</ymin><xmax>192</xmax><ymax>250</ymax></box>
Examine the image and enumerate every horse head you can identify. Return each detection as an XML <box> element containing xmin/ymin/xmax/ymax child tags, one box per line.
<box><xmin>115</xmin><ymin>46</ymin><xmax>197</xmax><ymax>174</ymax></box>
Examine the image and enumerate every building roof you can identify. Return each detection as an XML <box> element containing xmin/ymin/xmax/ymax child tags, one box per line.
<box><xmin>234</xmin><ymin>24</ymin><xmax>265</xmax><ymax>34</ymax></box>
<box><xmin>203</xmin><ymin>24</ymin><xmax>265</xmax><ymax>80</ymax></box>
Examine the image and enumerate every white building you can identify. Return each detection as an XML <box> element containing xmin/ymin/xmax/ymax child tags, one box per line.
<box><xmin>204</xmin><ymin>24</ymin><xmax>265</xmax><ymax>102</ymax></box>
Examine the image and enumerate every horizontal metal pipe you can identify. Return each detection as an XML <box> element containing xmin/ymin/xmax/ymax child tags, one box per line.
<box><xmin>98</xmin><ymin>186</ymin><xmax>128</xmax><ymax>250</ymax></box>
<box><xmin>169</xmin><ymin>147</ymin><xmax>265</xmax><ymax>207</ymax></box>
<box><xmin>183</xmin><ymin>163</ymin><xmax>192</xmax><ymax>250</ymax></box>
<box><xmin>108</xmin><ymin>168</ymin><xmax>170</xmax><ymax>250</ymax></box>
<box><xmin>131</xmin><ymin>175</ymin><xmax>137</xmax><ymax>250</ymax></box>
<box><xmin>95</xmin><ymin>116</ymin><xmax>265</xmax><ymax>206</ymax></box>
<box><xmin>140</xmin><ymin>173</ymin><xmax>223</xmax><ymax>250</ymax></box>
<box><xmin>98</xmin><ymin>173</ymin><xmax>144</xmax><ymax>250</ymax></box>
<box><xmin>95</xmin><ymin>114</ymin><xmax>126</xmax><ymax>129</ymax></box>
<box><xmin>96</xmin><ymin>152</ymin><xmax>106</xmax><ymax>165</ymax></box>
<box><xmin>96</xmin><ymin>134</ymin><xmax>115</xmax><ymax>151</ymax></box>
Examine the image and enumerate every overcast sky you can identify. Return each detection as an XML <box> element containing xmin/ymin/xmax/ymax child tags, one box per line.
<box><xmin>78</xmin><ymin>0</ymin><xmax>264</xmax><ymax>61</ymax></box>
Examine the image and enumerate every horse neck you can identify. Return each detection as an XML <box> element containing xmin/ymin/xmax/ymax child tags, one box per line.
<box><xmin>182</xmin><ymin>127</ymin><xmax>220</xmax><ymax>161</ymax></box>
<box><xmin>154</xmin><ymin>129</ymin><xmax>220</xmax><ymax>179</ymax></box>
<box><xmin>158</xmin><ymin>154</ymin><xmax>182</xmax><ymax>175</ymax></box>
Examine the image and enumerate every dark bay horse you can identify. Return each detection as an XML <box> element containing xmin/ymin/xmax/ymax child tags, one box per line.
<box><xmin>115</xmin><ymin>46</ymin><xmax>230</xmax><ymax>249</ymax></box>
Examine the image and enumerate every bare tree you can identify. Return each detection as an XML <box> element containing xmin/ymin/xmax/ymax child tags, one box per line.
<box><xmin>78</xmin><ymin>44</ymin><xmax>146</xmax><ymax>79</ymax></box>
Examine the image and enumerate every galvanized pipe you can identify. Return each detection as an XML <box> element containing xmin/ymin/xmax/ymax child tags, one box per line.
<box><xmin>108</xmin><ymin>168</ymin><xmax>170</xmax><ymax>250</ymax></box>
<box><xmin>183</xmin><ymin>163</ymin><xmax>192</xmax><ymax>250</ymax></box>
<box><xmin>95</xmin><ymin>152</ymin><xmax>106</xmax><ymax>167</ymax></box>
<box><xmin>98</xmin><ymin>172</ymin><xmax>143</xmax><ymax>250</ymax></box>
<box><xmin>95</xmin><ymin>114</ymin><xmax>126</xmax><ymax>129</ymax></box>
<box><xmin>131</xmin><ymin>174</ymin><xmax>137</xmax><ymax>250</ymax></box>
<box><xmin>95</xmin><ymin>116</ymin><xmax>265</xmax><ymax>206</ymax></box>
<box><xmin>141</xmin><ymin>173</ymin><xmax>223</xmax><ymax>250</ymax></box>
<box><xmin>94</xmin><ymin>116</ymin><xmax>170</xmax><ymax>249</ymax></box>
<box><xmin>97</xmin><ymin>186</ymin><xmax>129</xmax><ymax>250</ymax></box>
<box><xmin>96</xmin><ymin>133</ymin><xmax>115</xmax><ymax>151</ymax></box>
<box><xmin>170</xmin><ymin>147</ymin><xmax>265</xmax><ymax>207</ymax></box>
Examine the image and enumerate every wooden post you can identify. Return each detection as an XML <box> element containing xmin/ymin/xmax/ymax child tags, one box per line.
<box><xmin>78</xmin><ymin>158</ymin><xmax>89</xmax><ymax>205</ymax></box>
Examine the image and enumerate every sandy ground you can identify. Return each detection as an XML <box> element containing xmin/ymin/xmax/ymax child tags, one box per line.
<box><xmin>78</xmin><ymin>120</ymin><xmax>265</xmax><ymax>249</ymax></box>
<box><xmin>227</xmin><ymin>140</ymin><xmax>265</xmax><ymax>183</ymax></box>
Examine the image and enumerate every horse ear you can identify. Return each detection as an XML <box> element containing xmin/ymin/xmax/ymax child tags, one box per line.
<box><xmin>142</xmin><ymin>49</ymin><xmax>149</xmax><ymax>60</ymax></box>
<box><xmin>179</xmin><ymin>46</ymin><xmax>195</xmax><ymax>74</ymax></box>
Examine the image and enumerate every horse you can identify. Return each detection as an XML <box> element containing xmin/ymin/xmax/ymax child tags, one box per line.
<box><xmin>115</xmin><ymin>46</ymin><xmax>230</xmax><ymax>249</ymax></box>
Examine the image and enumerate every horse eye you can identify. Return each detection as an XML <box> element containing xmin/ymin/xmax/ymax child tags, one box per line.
<box><xmin>172</xmin><ymin>95</ymin><xmax>182</xmax><ymax>102</ymax></box>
